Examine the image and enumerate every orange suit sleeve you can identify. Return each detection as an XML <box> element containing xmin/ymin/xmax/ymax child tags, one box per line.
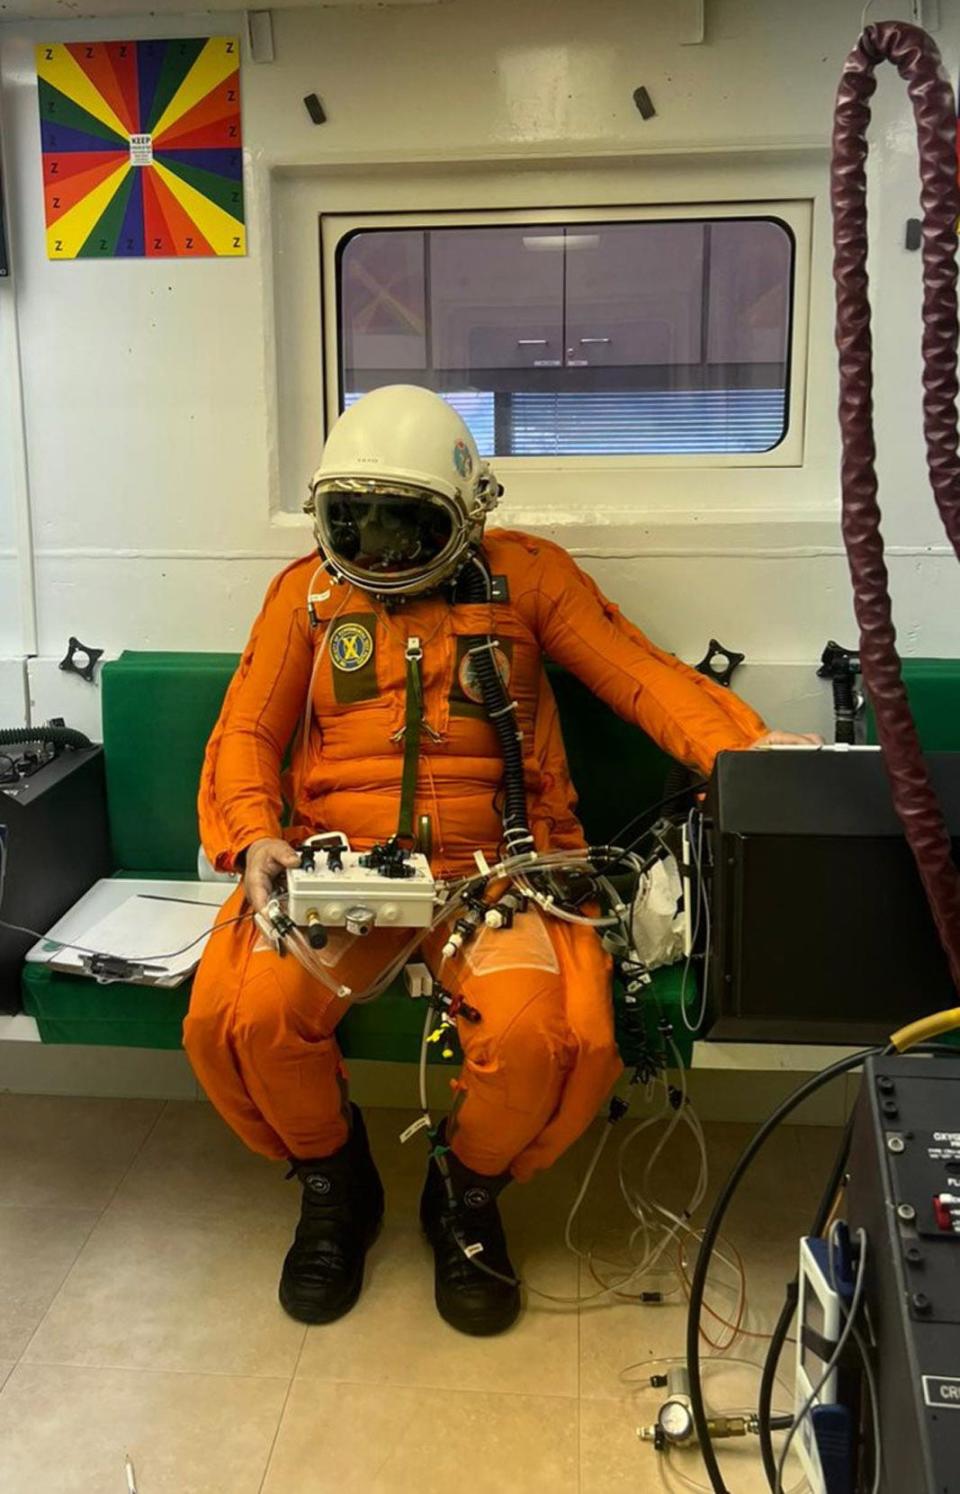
<box><xmin>198</xmin><ymin>559</ymin><xmax>315</xmax><ymax>871</ymax></box>
<box><xmin>527</xmin><ymin>539</ymin><xmax>767</xmax><ymax>775</ymax></box>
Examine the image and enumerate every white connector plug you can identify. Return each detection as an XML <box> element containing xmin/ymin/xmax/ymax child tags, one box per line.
<box><xmin>404</xmin><ymin>962</ymin><xmax>434</xmax><ymax>1000</ymax></box>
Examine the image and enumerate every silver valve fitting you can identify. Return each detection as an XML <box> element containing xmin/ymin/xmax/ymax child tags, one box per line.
<box><xmin>344</xmin><ymin>905</ymin><xmax>375</xmax><ymax>937</ymax></box>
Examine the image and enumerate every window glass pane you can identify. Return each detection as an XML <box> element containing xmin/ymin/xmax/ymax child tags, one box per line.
<box><xmin>430</xmin><ymin>226</ymin><xmax>564</xmax><ymax>373</ymax></box>
<box><xmin>340</xmin><ymin>230</ymin><xmax>426</xmax><ymax>376</ymax></box>
<box><xmin>564</xmin><ymin>222</ymin><xmax>704</xmax><ymax>367</ymax></box>
<box><xmin>509</xmin><ymin>389</ymin><xmax>786</xmax><ymax>455</ymax></box>
<box><xmin>337</xmin><ymin>217</ymin><xmax>793</xmax><ymax>456</ymax></box>
<box><xmin>707</xmin><ymin>220</ymin><xmax>792</xmax><ymax>365</ymax></box>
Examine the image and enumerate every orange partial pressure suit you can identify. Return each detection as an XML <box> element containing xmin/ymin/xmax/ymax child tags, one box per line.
<box><xmin>186</xmin><ymin>530</ymin><xmax>766</xmax><ymax>1180</ymax></box>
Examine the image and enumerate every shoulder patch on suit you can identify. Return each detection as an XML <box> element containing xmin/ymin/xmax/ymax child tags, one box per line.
<box><xmin>327</xmin><ymin>612</ymin><xmax>379</xmax><ymax>704</ymax></box>
<box><xmin>330</xmin><ymin>621</ymin><xmax>374</xmax><ymax>672</ymax></box>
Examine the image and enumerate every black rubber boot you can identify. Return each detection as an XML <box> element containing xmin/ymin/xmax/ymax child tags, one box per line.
<box><xmin>419</xmin><ymin>1135</ymin><xmax>521</xmax><ymax>1337</ymax></box>
<box><xmin>279</xmin><ymin>1103</ymin><xmax>384</xmax><ymax>1325</ymax></box>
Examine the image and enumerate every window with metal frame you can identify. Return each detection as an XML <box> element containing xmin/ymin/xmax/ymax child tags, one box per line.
<box><xmin>336</xmin><ymin>216</ymin><xmax>794</xmax><ymax>458</ymax></box>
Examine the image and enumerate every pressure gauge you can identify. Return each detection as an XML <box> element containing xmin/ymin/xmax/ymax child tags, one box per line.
<box><xmin>657</xmin><ymin>1398</ymin><xmax>695</xmax><ymax>1445</ymax></box>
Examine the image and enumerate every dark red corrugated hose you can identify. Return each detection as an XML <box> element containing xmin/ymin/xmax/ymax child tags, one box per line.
<box><xmin>689</xmin><ymin>28</ymin><xmax>960</xmax><ymax>1494</ymax></box>
<box><xmin>833</xmin><ymin>20</ymin><xmax>960</xmax><ymax>993</ymax></box>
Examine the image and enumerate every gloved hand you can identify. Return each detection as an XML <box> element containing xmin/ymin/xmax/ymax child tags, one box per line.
<box><xmin>751</xmin><ymin>730</ymin><xmax>824</xmax><ymax>748</ymax></box>
<box><xmin>242</xmin><ymin>837</ymin><xmax>300</xmax><ymax>912</ymax></box>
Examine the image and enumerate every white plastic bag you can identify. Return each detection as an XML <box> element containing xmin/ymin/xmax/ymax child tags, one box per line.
<box><xmin>630</xmin><ymin>853</ymin><xmax>685</xmax><ymax>971</ymax></box>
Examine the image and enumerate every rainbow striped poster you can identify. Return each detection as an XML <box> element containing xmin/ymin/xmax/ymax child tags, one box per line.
<box><xmin>37</xmin><ymin>36</ymin><xmax>245</xmax><ymax>260</ymax></box>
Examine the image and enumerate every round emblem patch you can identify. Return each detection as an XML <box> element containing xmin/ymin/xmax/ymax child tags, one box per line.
<box><xmin>464</xmin><ymin>1186</ymin><xmax>490</xmax><ymax>1209</ymax></box>
<box><xmin>452</xmin><ymin>439</ymin><xmax>474</xmax><ymax>481</ymax></box>
<box><xmin>330</xmin><ymin>622</ymin><xmax>374</xmax><ymax>672</ymax></box>
<box><xmin>459</xmin><ymin>645</ymin><xmax>510</xmax><ymax>705</ymax></box>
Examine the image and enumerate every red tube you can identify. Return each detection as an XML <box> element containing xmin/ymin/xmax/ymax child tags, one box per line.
<box><xmin>832</xmin><ymin>21</ymin><xmax>960</xmax><ymax>992</ymax></box>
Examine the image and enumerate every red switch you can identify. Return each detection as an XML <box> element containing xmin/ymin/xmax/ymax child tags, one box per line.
<box><xmin>933</xmin><ymin>1195</ymin><xmax>960</xmax><ymax>1232</ymax></box>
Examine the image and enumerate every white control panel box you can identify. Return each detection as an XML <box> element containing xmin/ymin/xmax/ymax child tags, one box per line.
<box><xmin>286</xmin><ymin>850</ymin><xmax>436</xmax><ymax>934</ymax></box>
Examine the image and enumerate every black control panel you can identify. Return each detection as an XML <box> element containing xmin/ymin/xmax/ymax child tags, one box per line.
<box><xmin>0</xmin><ymin>745</ymin><xmax>112</xmax><ymax>1012</ymax></box>
<box><xmin>706</xmin><ymin>750</ymin><xmax>960</xmax><ymax>1042</ymax></box>
<box><xmin>846</xmin><ymin>1054</ymin><xmax>960</xmax><ymax>1492</ymax></box>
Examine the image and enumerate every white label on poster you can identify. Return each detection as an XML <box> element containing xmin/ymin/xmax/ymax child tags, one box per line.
<box><xmin>129</xmin><ymin>134</ymin><xmax>153</xmax><ymax>166</ymax></box>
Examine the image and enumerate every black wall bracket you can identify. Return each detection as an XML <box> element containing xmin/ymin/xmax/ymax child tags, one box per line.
<box><xmin>58</xmin><ymin>637</ymin><xmax>103</xmax><ymax>685</ymax></box>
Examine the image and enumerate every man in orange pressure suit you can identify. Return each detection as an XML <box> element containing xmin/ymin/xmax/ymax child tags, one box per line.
<box><xmin>185</xmin><ymin>385</ymin><xmax>817</xmax><ymax>1336</ymax></box>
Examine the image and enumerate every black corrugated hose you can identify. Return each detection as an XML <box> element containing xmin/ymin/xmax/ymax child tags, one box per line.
<box><xmin>454</xmin><ymin>550</ymin><xmax>535</xmax><ymax>855</ymax></box>
<box><xmin>0</xmin><ymin>726</ymin><xmax>92</xmax><ymax>750</ymax></box>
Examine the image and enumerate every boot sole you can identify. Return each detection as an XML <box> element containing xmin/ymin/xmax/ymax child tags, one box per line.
<box><xmin>278</xmin><ymin>1214</ymin><xmax>383</xmax><ymax>1327</ymax></box>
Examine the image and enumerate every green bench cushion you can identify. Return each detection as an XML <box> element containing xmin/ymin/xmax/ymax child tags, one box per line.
<box><xmin>23</xmin><ymin>961</ymin><xmax>193</xmax><ymax>1050</ymax></box>
<box><xmin>544</xmin><ymin>663</ymin><xmax>676</xmax><ymax>846</ymax></box>
<box><xmin>102</xmin><ymin>652</ymin><xmax>240</xmax><ymax>873</ymax></box>
<box><xmin>865</xmin><ymin>658</ymin><xmax>960</xmax><ymax>751</ymax></box>
<box><xmin>24</xmin><ymin>647</ymin><xmax>693</xmax><ymax>1061</ymax></box>
<box><xmin>100</xmin><ymin>652</ymin><xmax>672</xmax><ymax>871</ymax></box>
<box><xmin>22</xmin><ymin>961</ymin><xmax>695</xmax><ymax>1068</ymax></box>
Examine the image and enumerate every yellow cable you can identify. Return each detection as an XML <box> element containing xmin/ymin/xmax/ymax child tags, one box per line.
<box><xmin>889</xmin><ymin>1006</ymin><xmax>960</xmax><ymax>1052</ymax></box>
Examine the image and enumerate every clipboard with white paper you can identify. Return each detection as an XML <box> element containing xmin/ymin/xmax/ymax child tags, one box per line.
<box><xmin>29</xmin><ymin>880</ymin><xmax>235</xmax><ymax>988</ymax></box>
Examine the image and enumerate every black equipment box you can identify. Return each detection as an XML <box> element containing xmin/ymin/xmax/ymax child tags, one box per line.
<box><xmin>845</xmin><ymin>1054</ymin><xmax>960</xmax><ymax>1494</ymax></box>
<box><xmin>706</xmin><ymin>749</ymin><xmax>960</xmax><ymax>1044</ymax></box>
<box><xmin>0</xmin><ymin>746</ymin><xmax>112</xmax><ymax>1013</ymax></box>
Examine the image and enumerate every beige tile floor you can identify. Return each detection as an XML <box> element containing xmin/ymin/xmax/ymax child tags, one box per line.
<box><xmin>0</xmin><ymin>1092</ymin><xmax>831</xmax><ymax>1493</ymax></box>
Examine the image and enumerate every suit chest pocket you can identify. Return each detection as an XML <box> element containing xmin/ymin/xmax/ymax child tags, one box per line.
<box><xmin>447</xmin><ymin>605</ymin><xmax>540</xmax><ymax>728</ymax></box>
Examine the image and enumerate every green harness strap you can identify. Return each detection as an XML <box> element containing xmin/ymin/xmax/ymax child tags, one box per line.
<box><xmin>396</xmin><ymin>636</ymin><xmax>423</xmax><ymax>843</ymax></box>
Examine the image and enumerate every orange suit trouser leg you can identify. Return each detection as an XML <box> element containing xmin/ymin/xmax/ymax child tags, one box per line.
<box><xmin>184</xmin><ymin>886</ymin><xmax>409</xmax><ymax>1161</ymax></box>
<box><xmin>423</xmin><ymin>909</ymin><xmax>623</xmax><ymax>1182</ymax></box>
<box><xmin>185</xmin><ymin>892</ymin><xmax>622</xmax><ymax>1178</ymax></box>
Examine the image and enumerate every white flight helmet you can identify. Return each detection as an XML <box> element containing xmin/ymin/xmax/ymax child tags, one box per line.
<box><xmin>305</xmin><ymin>385</ymin><xmax>501</xmax><ymax>598</ymax></box>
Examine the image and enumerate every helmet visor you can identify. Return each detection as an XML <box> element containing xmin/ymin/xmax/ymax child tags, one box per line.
<box><xmin>314</xmin><ymin>481</ymin><xmax>459</xmax><ymax>584</ymax></box>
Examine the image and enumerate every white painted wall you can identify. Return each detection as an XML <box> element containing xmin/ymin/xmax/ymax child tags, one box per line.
<box><xmin>0</xmin><ymin>0</ymin><xmax>958</xmax><ymax>737</ymax></box>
